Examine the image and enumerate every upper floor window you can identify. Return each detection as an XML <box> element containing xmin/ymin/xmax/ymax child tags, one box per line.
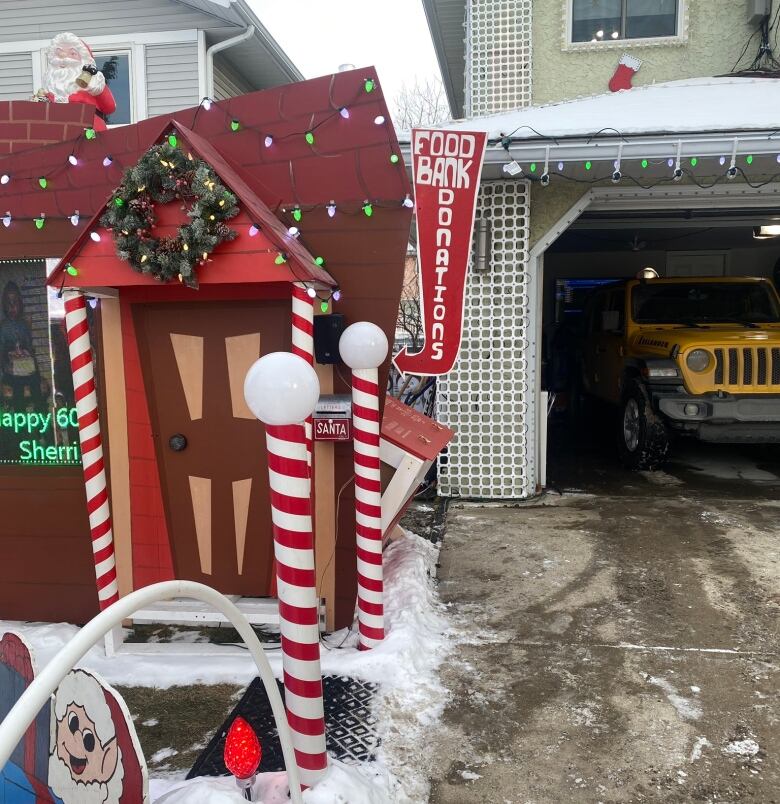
<box><xmin>93</xmin><ymin>51</ymin><xmax>133</xmax><ymax>125</ymax></box>
<box><xmin>571</xmin><ymin>0</ymin><xmax>679</xmax><ymax>44</ymax></box>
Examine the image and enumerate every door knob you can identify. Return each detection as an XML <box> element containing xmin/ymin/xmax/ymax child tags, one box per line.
<box><xmin>168</xmin><ymin>433</ymin><xmax>188</xmax><ymax>451</ymax></box>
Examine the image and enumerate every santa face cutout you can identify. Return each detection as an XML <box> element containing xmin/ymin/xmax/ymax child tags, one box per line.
<box><xmin>49</xmin><ymin>670</ymin><xmax>126</xmax><ymax>804</ymax></box>
<box><xmin>56</xmin><ymin>703</ymin><xmax>119</xmax><ymax>784</ymax></box>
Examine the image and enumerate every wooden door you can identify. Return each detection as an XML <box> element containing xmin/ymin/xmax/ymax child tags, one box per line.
<box><xmin>134</xmin><ymin>301</ymin><xmax>288</xmax><ymax>596</ymax></box>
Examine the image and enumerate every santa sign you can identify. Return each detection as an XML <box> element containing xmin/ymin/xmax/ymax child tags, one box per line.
<box><xmin>394</xmin><ymin>129</ymin><xmax>487</xmax><ymax>377</ymax></box>
<box><xmin>36</xmin><ymin>32</ymin><xmax>117</xmax><ymax>131</ymax></box>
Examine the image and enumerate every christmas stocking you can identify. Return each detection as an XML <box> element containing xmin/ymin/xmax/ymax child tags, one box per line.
<box><xmin>609</xmin><ymin>53</ymin><xmax>642</xmax><ymax>92</ymax></box>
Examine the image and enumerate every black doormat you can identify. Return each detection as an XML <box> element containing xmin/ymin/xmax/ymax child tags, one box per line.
<box><xmin>187</xmin><ymin>676</ymin><xmax>379</xmax><ymax>779</ymax></box>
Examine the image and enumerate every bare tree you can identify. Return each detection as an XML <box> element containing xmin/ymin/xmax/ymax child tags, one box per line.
<box><xmin>391</xmin><ymin>77</ymin><xmax>451</xmax><ymax>130</ymax></box>
<box><xmin>396</xmin><ymin>254</ymin><xmax>423</xmax><ymax>352</ymax></box>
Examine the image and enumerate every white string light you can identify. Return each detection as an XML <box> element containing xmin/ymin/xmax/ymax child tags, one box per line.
<box><xmin>2</xmin><ymin>212</ymin><xmax>10</xmax><ymax>228</ymax></box>
<box><xmin>70</xmin><ymin>211</ymin><xmax>80</xmax><ymax>226</ymax></box>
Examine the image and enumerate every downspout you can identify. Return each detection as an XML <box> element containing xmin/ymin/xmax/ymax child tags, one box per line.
<box><xmin>205</xmin><ymin>24</ymin><xmax>255</xmax><ymax>99</ymax></box>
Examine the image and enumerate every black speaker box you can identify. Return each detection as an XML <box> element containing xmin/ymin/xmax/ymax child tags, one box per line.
<box><xmin>314</xmin><ymin>313</ymin><xmax>345</xmax><ymax>364</ymax></box>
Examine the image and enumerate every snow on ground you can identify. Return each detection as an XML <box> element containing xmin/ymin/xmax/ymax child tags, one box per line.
<box><xmin>0</xmin><ymin>530</ymin><xmax>454</xmax><ymax>802</ymax></box>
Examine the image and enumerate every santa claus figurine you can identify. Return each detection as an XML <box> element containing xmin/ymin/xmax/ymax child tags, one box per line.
<box><xmin>36</xmin><ymin>32</ymin><xmax>116</xmax><ymax>131</ymax></box>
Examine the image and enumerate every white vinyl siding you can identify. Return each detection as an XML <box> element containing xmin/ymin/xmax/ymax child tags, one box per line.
<box><xmin>213</xmin><ymin>58</ymin><xmax>252</xmax><ymax>101</ymax></box>
<box><xmin>145</xmin><ymin>42</ymin><xmax>199</xmax><ymax>117</ymax></box>
<box><xmin>0</xmin><ymin>0</ymin><xmax>219</xmax><ymax>42</ymax></box>
<box><xmin>0</xmin><ymin>52</ymin><xmax>33</xmax><ymax>101</ymax></box>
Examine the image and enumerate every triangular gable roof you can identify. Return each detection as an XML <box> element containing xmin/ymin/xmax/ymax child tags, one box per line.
<box><xmin>49</xmin><ymin>119</ymin><xmax>336</xmax><ymax>291</ymax></box>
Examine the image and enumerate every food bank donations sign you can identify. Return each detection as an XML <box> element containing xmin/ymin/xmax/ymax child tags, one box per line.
<box><xmin>394</xmin><ymin>129</ymin><xmax>487</xmax><ymax>377</ymax></box>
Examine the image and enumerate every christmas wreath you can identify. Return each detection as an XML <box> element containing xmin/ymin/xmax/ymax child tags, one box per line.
<box><xmin>100</xmin><ymin>140</ymin><xmax>240</xmax><ymax>288</ymax></box>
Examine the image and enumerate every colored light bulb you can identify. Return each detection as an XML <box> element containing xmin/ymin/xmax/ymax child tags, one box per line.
<box><xmin>747</xmin><ymin>155</ymin><xmax>754</xmax><ymax>165</ymax></box>
<box><xmin>390</xmin><ymin>154</ymin><xmax>400</xmax><ymax>164</ymax></box>
<box><xmin>584</xmin><ymin>161</ymin><xmax>592</xmax><ymax>171</ymax></box>
<box><xmin>305</xmin><ymin>131</ymin><xmax>315</xmax><ymax>145</ymax></box>
<box><xmin>84</xmin><ymin>128</ymin><xmax>96</xmax><ymax>140</ymax></box>
<box><xmin>315</xmin><ymin>256</ymin><xmax>325</xmax><ymax>266</ymax></box>
<box><xmin>690</xmin><ymin>157</ymin><xmax>698</xmax><ymax>167</ymax></box>
<box><xmin>223</xmin><ymin>717</ymin><xmax>261</xmax><ymax>781</ymax></box>
<box><xmin>365</xmin><ymin>78</ymin><xmax>375</xmax><ymax>93</ymax></box>
<box><xmin>529</xmin><ymin>163</ymin><xmax>537</xmax><ymax>173</ymax></box>
<box><xmin>363</xmin><ymin>202</ymin><xmax>373</xmax><ymax>217</ymax></box>
<box><xmin>275</xmin><ymin>253</ymin><xmax>287</xmax><ymax>264</ymax></box>
<box><xmin>641</xmin><ymin>159</ymin><xmax>649</xmax><ymax>169</ymax></box>
<box><xmin>66</xmin><ymin>264</ymin><xmax>79</xmax><ymax>276</ymax></box>
<box><xmin>292</xmin><ymin>208</ymin><xmax>302</xmax><ymax>222</ymax></box>
<box><xmin>320</xmin><ymin>300</ymin><xmax>329</xmax><ymax>313</ymax></box>
<box><xmin>34</xmin><ymin>217</ymin><xmax>45</xmax><ymax>230</ymax></box>
<box><xmin>38</xmin><ymin>177</ymin><xmax>48</xmax><ymax>189</ymax></box>
<box><xmin>340</xmin><ymin>107</ymin><xmax>350</xmax><ymax>119</ymax></box>
<box><xmin>168</xmin><ymin>134</ymin><xmax>178</xmax><ymax>147</ymax></box>
<box><xmin>231</xmin><ymin>119</ymin><xmax>240</xmax><ymax>132</ymax></box>
<box><xmin>115</xmin><ymin>198</ymin><xmax>124</xmax><ymax>207</ymax></box>
<box><xmin>248</xmin><ymin>224</ymin><xmax>259</xmax><ymax>236</ymax></box>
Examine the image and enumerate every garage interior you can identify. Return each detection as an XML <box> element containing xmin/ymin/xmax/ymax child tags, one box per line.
<box><xmin>541</xmin><ymin>205</ymin><xmax>780</xmax><ymax>490</ymax></box>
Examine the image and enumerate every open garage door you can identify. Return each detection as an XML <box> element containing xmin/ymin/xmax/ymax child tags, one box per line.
<box><xmin>535</xmin><ymin>195</ymin><xmax>780</xmax><ymax>492</ymax></box>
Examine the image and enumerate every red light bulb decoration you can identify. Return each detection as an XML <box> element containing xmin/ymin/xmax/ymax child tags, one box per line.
<box><xmin>224</xmin><ymin>716</ymin><xmax>262</xmax><ymax>800</ymax></box>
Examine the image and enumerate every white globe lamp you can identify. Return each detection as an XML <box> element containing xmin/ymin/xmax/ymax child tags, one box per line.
<box><xmin>243</xmin><ymin>352</ymin><xmax>320</xmax><ymax>425</ymax></box>
<box><xmin>339</xmin><ymin>322</ymin><xmax>388</xmax><ymax>369</ymax></box>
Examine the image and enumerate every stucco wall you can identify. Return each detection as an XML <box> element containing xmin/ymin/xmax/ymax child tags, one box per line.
<box><xmin>529</xmin><ymin>181</ymin><xmax>589</xmax><ymax>253</ymax></box>
<box><xmin>532</xmin><ymin>1</ymin><xmax>755</xmax><ymax>106</ymax></box>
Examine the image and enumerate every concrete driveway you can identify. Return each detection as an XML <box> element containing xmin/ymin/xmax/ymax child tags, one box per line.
<box><xmin>427</xmin><ymin>442</ymin><xmax>780</xmax><ymax>803</ymax></box>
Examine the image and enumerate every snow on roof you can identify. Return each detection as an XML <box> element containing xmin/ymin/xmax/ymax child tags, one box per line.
<box><xmin>400</xmin><ymin>76</ymin><xmax>780</xmax><ymax>142</ymax></box>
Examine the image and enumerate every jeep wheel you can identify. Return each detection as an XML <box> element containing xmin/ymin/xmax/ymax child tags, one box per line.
<box><xmin>617</xmin><ymin>380</ymin><xmax>669</xmax><ymax>470</ymax></box>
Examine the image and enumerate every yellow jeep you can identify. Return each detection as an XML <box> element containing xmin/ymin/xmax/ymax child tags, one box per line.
<box><xmin>579</xmin><ymin>276</ymin><xmax>780</xmax><ymax>469</ymax></box>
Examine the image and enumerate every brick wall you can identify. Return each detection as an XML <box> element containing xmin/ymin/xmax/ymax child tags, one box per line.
<box><xmin>120</xmin><ymin>298</ymin><xmax>175</xmax><ymax>588</ymax></box>
<box><xmin>0</xmin><ymin>101</ymin><xmax>93</xmax><ymax>154</ymax></box>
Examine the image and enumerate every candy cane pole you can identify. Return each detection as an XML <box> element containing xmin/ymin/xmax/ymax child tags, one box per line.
<box><xmin>244</xmin><ymin>352</ymin><xmax>327</xmax><ymax>788</ymax></box>
<box><xmin>291</xmin><ymin>283</ymin><xmax>315</xmax><ymax>467</ymax></box>
<box><xmin>339</xmin><ymin>322</ymin><xmax>389</xmax><ymax>650</ymax></box>
<box><xmin>63</xmin><ymin>291</ymin><xmax>119</xmax><ymax>610</ymax></box>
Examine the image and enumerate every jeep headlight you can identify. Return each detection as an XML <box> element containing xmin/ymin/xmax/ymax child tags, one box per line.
<box><xmin>686</xmin><ymin>349</ymin><xmax>711</xmax><ymax>372</ymax></box>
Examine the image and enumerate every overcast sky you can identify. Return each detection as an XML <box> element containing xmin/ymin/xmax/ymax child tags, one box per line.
<box><xmin>247</xmin><ymin>0</ymin><xmax>443</xmax><ymax>106</ymax></box>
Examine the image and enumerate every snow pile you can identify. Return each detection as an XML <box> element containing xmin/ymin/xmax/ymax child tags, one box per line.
<box><xmin>0</xmin><ymin>530</ymin><xmax>454</xmax><ymax>803</ymax></box>
<box><xmin>151</xmin><ymin>759</ymin><xmax>392</xmax><ymax>804</ymax></box>
<box><xmin>723</xmin><ymin>738</ymin><xmax>760</xmax><ymax>757</ymax></box>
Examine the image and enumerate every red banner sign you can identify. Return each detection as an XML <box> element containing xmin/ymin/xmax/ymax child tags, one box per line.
<box><xmin>393</xmin><ymin>128</ymin><xmax>487</xmax><ymax>377</ymax></box>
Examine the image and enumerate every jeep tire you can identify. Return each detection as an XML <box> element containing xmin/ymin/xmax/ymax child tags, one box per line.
<box><xmin>617</xmin><ymin>380</ymin><xmax>669</xmax><ymax>470</ymax></box>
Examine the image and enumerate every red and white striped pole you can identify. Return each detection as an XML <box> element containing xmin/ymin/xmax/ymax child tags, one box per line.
<box><xmin>339</xmin><ymin>322</ymin><xmax>389</xmax><ymax>651</ymax></box>
<box><xmin>291</xmin><ymin>282</ymin><xmax>315</xmax><ymax>467</ymax></box>
<box><xmin>63</xmin><ymin>291</ymin><xmax>119</xmax><ymax>610</ymax></box>
<box><xmin>244</xmin><ymin>352</ymin><xmax>327</xmax><ymax>788</ymax></box>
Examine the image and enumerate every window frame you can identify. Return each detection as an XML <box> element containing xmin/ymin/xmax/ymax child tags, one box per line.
<box><xmin>565</xmin><ymin>0</ymin><xmax>688</xmax><ymax>50</ymax></box>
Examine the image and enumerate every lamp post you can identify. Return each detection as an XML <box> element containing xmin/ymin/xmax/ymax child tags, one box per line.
<box><xmin>339</xmin><ymin>322</ymin><xmax>389</xmax><ymax>650</ymax></box>
<box><xmin>243</xmin><ymin>352</ymin><xmax>327</xmax><ymax>788</ymax></box>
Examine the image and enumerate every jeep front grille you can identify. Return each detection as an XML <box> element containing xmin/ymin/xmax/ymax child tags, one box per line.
<box><xmin>712</xmin><ymin>346</ymin><xmax>780</xmax><ymax>390</ymax></box>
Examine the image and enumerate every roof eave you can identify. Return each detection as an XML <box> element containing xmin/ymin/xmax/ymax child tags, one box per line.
<box><xmin>233</xmin><ymin>0</ymin><xmax>304</xmax><ymax>83</ymax></box>
<box><xmin>422</xmin><ymin>0</ymin><xmax>464</xmax><ymax>118</ymax></box>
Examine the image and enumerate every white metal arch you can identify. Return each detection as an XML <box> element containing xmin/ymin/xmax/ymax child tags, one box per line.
<box><xmin>0</xmin><ymin>581</ymin><xmax>305</xmax><ymax>804</ymax></box>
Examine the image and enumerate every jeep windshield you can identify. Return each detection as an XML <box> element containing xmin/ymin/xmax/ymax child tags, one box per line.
<box><xmin>632</xmin><ymin>282</ymin><xmax>780</xmax><ymax>325</ymax></box>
